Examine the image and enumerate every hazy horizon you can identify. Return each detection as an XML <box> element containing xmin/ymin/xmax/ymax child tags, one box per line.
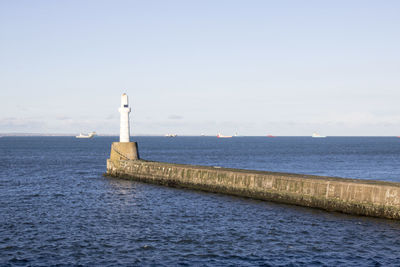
<box><xmin>1</xmin><ymin>133</ymin><xmax>400</xmax><ymax>137</ymax></box>
<box><xmin>1</xmin><ymin>1</ymin><xmax>399</xmax><ymax>136</ymax></box>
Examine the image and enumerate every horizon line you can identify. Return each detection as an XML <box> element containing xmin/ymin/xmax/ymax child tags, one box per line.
<box><xmin>1</xmin><ymin>133</ymin><xmax>399</xmax><ymax>137</ymax></box>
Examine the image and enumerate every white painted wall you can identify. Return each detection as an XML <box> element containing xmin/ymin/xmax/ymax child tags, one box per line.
<box><xmin>118</xmin><ymin>93</ymin><xmax>131</xmax><ymax>142</ymax></box>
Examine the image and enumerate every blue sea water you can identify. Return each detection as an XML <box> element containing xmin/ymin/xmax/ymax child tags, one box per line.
<box><xmin>1</xmin><ymin>136</ymin><xmax>400</xmax><ymax>266</ymax></box>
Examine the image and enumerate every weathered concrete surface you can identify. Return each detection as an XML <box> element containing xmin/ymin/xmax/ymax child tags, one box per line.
<box><xmin>109</xmin><ymin>142</ymin><xmax>139</xmax><ymax>161</ymax></box>
<box><xmin>106</xmin><ymin>159</ymin><xmax>400</xmax><ymax>219</ymax></box>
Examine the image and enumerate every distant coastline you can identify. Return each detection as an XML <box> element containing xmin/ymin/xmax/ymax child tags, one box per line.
<box><xmin>1</xmin><ymin>133</ymin><xmax>399</xmax><ymax>137</ymax></box>
<box><xmin>0</xmin><ymin>133</ymin><xmax>115</xmax><ymax>137</ymax></box>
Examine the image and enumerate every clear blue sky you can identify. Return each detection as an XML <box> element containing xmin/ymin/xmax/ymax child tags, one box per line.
<box><xmin>1</xmin><ymin>0</ymin><xmax>399</xmax><ymax>135</ymax></box>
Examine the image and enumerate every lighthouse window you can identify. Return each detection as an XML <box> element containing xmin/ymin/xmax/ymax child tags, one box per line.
<box><xmin>124</xmin><ymin>104</ymin><xmax>128</xmax><ymax>107</ymax></box>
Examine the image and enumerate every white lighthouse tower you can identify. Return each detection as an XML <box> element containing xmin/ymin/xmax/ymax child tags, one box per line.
<box><xmin>108</xmin><ymin>93</ymin><xmax>139</xmax><ymax>161</ymax></box>
<box><xmin>118</xmin><ymin>93</ymin><xmax>131</xmax><ymax>142</ymax></box>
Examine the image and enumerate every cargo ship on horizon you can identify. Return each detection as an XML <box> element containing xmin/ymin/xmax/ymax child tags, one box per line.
<box><xmin>312</xmin><ymin>132</ymin><xmax>326</xmax><ymax>138</ymax></box>
<box><xmin>217</xmin><ymin>133</ymin><xmax>232</xmax><ymax>138</ymax></box>
<box><xmin>76</xmin><ymin>132</ymin><xmax>96</xmax><ymax>139</ymax></box>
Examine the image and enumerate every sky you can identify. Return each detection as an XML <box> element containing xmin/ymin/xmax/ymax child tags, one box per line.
<box><xmin>1</xmin><ymin>0</ymin><xmax>399</xmax><ymax>136</ymax></box>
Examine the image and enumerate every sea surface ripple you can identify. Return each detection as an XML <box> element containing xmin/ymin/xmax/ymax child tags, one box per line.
<box><xmin>1</xmin><ymin>136</ymin><xmax>400</xmax><ymax>266</ymax></box>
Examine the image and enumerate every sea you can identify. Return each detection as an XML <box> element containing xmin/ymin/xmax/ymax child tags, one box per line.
<box><xmin>1</xmin><ymin>136</ymin><xmax>400</xmax><ymax>266</ymax></box>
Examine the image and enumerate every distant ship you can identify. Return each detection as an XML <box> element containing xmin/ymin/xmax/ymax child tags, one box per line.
<box><xmin>312</xmin><ymin>133</ymin><xmax>326</xmax><ymax>138</ymax></box>
<box><xmin>76</xmin><ymin>132</ymin><xmax>96</xmax><ymax>138</ymax></box>
<box><xmin>266</xmin><ymin>134</ymin><xmax>275</xmax><ymax>137</ymax></box>
<box><xmin>165</xmin><ymin>134</ymin><xmax>177</xmax><ymax>137</ymax></box>
<box><xmin>217</xmin><ymin>133</ymin><xmax>232</xmax><ymax>138</ymax></box>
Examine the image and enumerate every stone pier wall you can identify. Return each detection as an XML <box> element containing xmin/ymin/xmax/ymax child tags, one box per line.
<box><xmin>106</xmin><ymin>159</ymin><xmax>400</xmax><ymax>219</ymax></box>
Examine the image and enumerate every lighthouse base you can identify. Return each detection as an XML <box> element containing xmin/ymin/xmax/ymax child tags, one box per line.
<box><xmin>110</xmin><ymin>142</ymin><xmax>139</xmax><ymax>161</ymax></box>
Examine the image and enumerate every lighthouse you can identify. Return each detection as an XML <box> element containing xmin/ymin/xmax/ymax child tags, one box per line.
<box><xmin>108</xmin><ymin>93</ymin><xmax>139</xmax><ymax>161</ymax></box>
<box><xmin>118</xmin><ymin>93</ymin><xmax>131</xmax><ymax>142</ymax></box>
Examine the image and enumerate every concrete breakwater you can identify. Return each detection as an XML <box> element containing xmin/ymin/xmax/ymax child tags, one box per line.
<box><xmin>106</xmin><ymin>144</ymin><xmax>400</xmax><ymax>220</ymax></box>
